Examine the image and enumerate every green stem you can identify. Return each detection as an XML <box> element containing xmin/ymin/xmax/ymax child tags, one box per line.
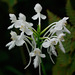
<box><xmin>41</xmin><ymin>59</ymin><xmax>47</xmax><ymax>75</ymax></box>
<box><xmin>37</xmin><ymin>31</ymin><xmax>47</xmax><ymax>75</ymax></box>
<box><xmin>40</xmin><ymin>22</ymin><xmax>56</xmax><ymax>35</ymax></box>
<box><xmin>40</xmin><ymin>25</ymin><xmax>50</xmax><ymax>35</ymax></box>
<box><xmin>37</xmin><ymin>17</ymin><xmax>47</xmax><ymax>75</ymax></box>
<box><xmin>37</xmin><ymin>24</ymin><xmax>41</xmax><ymax>48</ymax></box>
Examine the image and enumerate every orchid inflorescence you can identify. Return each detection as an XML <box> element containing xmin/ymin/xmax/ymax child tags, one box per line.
<box><xmin>6</xmin><ymin>3</ymin><xmax>71</xmax><ymax>75</ymax></box>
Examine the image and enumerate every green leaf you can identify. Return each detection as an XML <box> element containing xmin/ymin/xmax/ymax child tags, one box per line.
<box><xmin>1</xmin><ymin>0</ymin><xmax>17</xmax><ymax>7</ymax></box>
<box><xmin>63</xmin><ymin>25</ymin><xmax>75</xmax><ymax>53</ymax></box>
<box><xmin>52</xmin><ymin>50</ymin><xmax>71</xmax><ymax>75</ymax></box>
<box><xmin>66</xmin><ymin>0</ymin><xmax>75</xmax><ymax>26</ymax></box>
<box><xmin>47</xmin><ymin>10</ymin><xmax>60</xmax><ymax>23</ymax></box>
<box><xmin>57</xmin><ymin>50</ymin><xmax>71</xmax><ymax>67</ymax></box>
<box><xmin>5</xmin><ymin>66</ymin><xmax>24</xmax><ymax>75</ymax></box>
<box><xmin>67</xmin><ymin>54</ymin><xmax>75</xmax><ymax>75</ymax></box>
<box><xmin>52</xmin><ymin>64</ymin><xmax>67</xmax><ymax>75</ymax></box>
<box><xmin>0</xmin><ymin>51</ymin><xmax>9</xmax><ymax>62</ymax></box>
<box><xmin>1</xmin><ymin>0</ymin><xmax>17</xmax><ymax>12</ymax></box>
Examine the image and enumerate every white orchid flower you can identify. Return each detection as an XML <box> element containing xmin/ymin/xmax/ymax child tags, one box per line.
<box><xmin>57</xmin><ymin>33</ymin><xmax>66</xmax><ymax>53</ymax></box>
<box><xmin>8</xmin><ymin>13</ymin><xmax>33</xmax><ymax>35</ymax></box>
<box><xmin>6</xmin><ymin>31</ymin><xmax>25</xmax><ymax>50</ymax></box>
<box><xmin>16</xmin><ymin>13</ymin><xmax>33</xmax><ymax>28</ymax></box>
<box><xmin>50</xmin><ymin>17</ymin><xmax>69</xmax><ymax>31</ymax></box>
<box><xmin>8</xmin><ymin>14</ymin><xmax>22</xmax><ymax>29</ymax></box>
<box><xmin>32</xmin><ymin>3</ymin><xmax>46</xmax><ymax>25</ymax></box>
<box><xmin>45</xmin><ymin>17</ymin><xmax>70</xmax><ymax>36</ymax></box>
<box><xmin>42</xmin><ymin>38</ymin><xmax>58</xmax><ymax>56</ymax></box>
<box><xmin>20</xmin><ymin>24</ymin><xmax>33</xmax><ymax>35</ymax></box>
<box><xmin>17</xmin><ymin>13</ymin><xmax>33</xmax><ymax>35</ymax></box>
<box><xmin>18</xmin><ymin>13</ymin><xmax>33</xmax><ymax>26</ymax></box>
<box><xmin>55</xmin><ymin>17</ymin><xmax>69</xmax><ymax>30</ymax></box>
<box><xmin>30</xmin><ymin>48</ymin><xmax>46</xmax><ymax>68</ymax></box>
<box><xmin>8</xmin><ymin>13</ymin><xmax>33</xmax><ymax>30</ymax></box>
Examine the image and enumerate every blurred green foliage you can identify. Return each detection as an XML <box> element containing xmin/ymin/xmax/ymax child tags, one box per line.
<box><xmin>0</xmin><ymin>0</ymin><xmax>75</xmax><ymax>75</ymax></box>
<box><xmin>66</xmin><ymin>0</ymin><xmax>75</xmax><ymax>27</ymax></box>
<box><xmin>1</xmin><ymin>0</ymin><xmax>17</xmax><ymax>12</ymax></box>
<box><xmin>47</xmin><ymin>0</ymin><xmax>75</xmax><ymax>75</ymax></box>
<box><xmin>5</xmin><ymin>66</ymin><xmax>24</xmax><ymax>75</ymax></box>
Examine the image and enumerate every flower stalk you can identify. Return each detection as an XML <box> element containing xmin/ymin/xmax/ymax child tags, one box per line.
<box><xmin>41</xmin><ymin>60</ymin><xmax>47</xmax><ymax>75</ymax></box>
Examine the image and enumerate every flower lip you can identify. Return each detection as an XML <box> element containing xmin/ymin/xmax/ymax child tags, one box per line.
<box><xmin>34</xmin><ymin>3</ymin><xmax>42</xmax><ymax>13</ymax></box>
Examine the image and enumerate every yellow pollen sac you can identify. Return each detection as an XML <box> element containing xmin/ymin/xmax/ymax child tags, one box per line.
<box><xmin>60</xmin><ymin>36</ymin><xmax>64</xmax><ymax>40</ymax></box>
<box><xmin>20</xmin><ymin>25</ymin><xmax>23</xmax><ymax>29</ymax></box>
<box><xmin>34</xmin><ymin>50</ymin><xmax>40</xmax><ymax>55</ymax></box>
<box><xmin>52</xmin><ymin>41</ymin><xmax>56</xmax><ymax>44</ymax></box>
